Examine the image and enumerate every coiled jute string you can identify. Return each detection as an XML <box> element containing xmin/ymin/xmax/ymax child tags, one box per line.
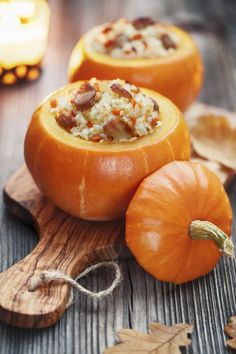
<box><xmin>28</xmin><ymin>261</ymin><xmax>121</xmax><ymax>308</ymax></box>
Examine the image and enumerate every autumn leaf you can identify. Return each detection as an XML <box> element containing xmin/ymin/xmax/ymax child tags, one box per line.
<box><xmin>186</xmin><ymin>102</ymin><xmax>236</xmax><ymax>130</ymax></box>
<box><xmin>104</xmin><ymin>322</ymin><xmax>194</xmax><ymax>354</ymax></box>
<box><xmin>191</xmin><ymin>114</ymin><xmax>236</xmax><ymax>170</ymax></box>
<box><xmin>225</xmin><ymin>317</ymin><xmax>236</xmax><ymax>349</ymax></box>
<box><xmin>186</xmin><ymin>103</ymin><xmax>236</xmax><ymax>171</ymax></box>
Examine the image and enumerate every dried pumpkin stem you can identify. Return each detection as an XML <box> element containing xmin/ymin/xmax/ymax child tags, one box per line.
<box><xmin>189</xmin><ymin>220</ymin><xmax>234</xmax><ymax>257</ymax></box>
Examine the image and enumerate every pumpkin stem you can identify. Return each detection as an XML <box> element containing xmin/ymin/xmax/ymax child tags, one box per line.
<box><xmin>189</xmin><ymin>220</ymin><xmax>234</xmax><ymax>257</ymax></box>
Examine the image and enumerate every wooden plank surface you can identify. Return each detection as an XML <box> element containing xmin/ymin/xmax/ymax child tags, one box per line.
<box><xmin>0</xmin><ymin>0</ymin><xmax>236</xmax><ymax>352</ymax></box>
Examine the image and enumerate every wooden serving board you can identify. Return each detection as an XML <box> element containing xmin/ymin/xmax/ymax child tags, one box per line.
<box><xmin>0</xmin><ymin>165</ymin><xmax>128</xmax><ymax>329</ymax></box>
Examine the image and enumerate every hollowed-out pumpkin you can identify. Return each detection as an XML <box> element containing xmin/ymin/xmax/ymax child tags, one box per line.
<box><xmin>68</xmin><ymin>24</ymin><xmax>203</xmax><ymax>111</ymax></box>
<box><xmin>24</xmin><ymin>81</ymin><xmax>190</xmax><ymax>221</ymax></box>
<box><xmin>126</xmin><ymin>161</ymin><xmax>233</xmax><ymax>284</ymax></box>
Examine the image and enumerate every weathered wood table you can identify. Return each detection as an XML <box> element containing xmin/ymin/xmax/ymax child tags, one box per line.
<box><xmin>0</xmin><ymin>0</ymin><xmax>236</xmax><ymax>353</ymax></box>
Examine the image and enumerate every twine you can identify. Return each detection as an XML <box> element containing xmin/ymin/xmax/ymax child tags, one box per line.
<box><xmin>28</xmin><ymin>261</ymin><xmax>121</xmax><ymax>308</ymax></box>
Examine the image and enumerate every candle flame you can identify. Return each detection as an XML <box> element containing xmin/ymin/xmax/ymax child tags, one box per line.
<box><xmin>0</xmin><ymin>0</ymin><xmax>50</xmax><ymax>71</ymax></box>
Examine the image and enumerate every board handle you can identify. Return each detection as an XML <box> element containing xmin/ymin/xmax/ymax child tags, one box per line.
<box><xmin>0</xmin><ymin>230</ymin><xmax>88</xmax><ymax>328</ymax></box>
<box><xmin>2</xmin><ymin>165</ymin><xmax>125</xmax><ymax>328</ymax></box>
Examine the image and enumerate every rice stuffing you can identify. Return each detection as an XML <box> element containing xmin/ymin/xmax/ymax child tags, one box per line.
<box><xmin>51</xmin><ymin>78</ymin><xmax>161</xmax><ymax>143</ymax></box>
<box><xmin>91</xmin><ymin>17</ymin><xmax>179</xmax><ymax>59</ymax></box>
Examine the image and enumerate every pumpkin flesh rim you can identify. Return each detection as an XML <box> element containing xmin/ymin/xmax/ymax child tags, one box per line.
<box><xmin>68</xmin><ymin>24</ymin><xmax>197</xmax><ymax>77</ymax></box>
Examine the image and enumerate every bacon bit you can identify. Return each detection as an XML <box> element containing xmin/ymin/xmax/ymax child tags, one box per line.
<box><xmin>130</xmin><ymin>116</ymin><xmax>137</xmax><ymax>126</ymax></box>
<box><xmin>112</xmin><ymin>109</ymin><xmax>121</xmax><ymax>116</ymax></box>
<box><xmin>50</xmin><ymin>99</ymin><xmax>57</xmax><ymax>108</ymax></box>
<box><xmin>107</xmin><ymin>135</ymin><xmax>114</xmax><ymax>142</ymax></box>
<box><xmin>132</xmin><ymin>33</ymin><xmax>143</xmax><ymax>40</ymax></box>
<box><xmin>102</xmin><ymin>26</ymin><xmax>112</xmax><ymax>34</ymax></box>
<box><xmin>103</xmin><ymin>117</ymin><xmax>132</xmax><ymax>140</ymax></box>
<box><xmin>71</xmin><ymin>110</ymin><xmax>77</xmax><ymax>117</ymax></box>
<box><xmin>111</xmin><ymin>83</ymin><xmax>132</xmax><ymax>99</ymax></box>
<box><xmin>132</xmin><ymin>46</ymin><xmax>137</xmax><ymax>52</ymax></box>
<box><xmin>86</xmin><ymin>120</ymin><xmax>93</xmax><ymax>128</ymax></box>
<box><xmin>132</xmin><ymin>17</ymin><xmax>154</xmax><ymax>30</ymax></box>
<box><xmin>104</xmin><ymin>39</ymin><xmax>115</xmax><ymax>48</ymax></box>
<box><xmin>71</xmin><ymin>82</ymin><xmax>96</xmax><ymax>111</ymax></box>
<box><xmin>151</xmin><ymin>117</ymin><xmax>159</xmax><ymax>127</ymax></box>
<box><xmin>131</xmin><ymin>99</ymin><xmax>137</xmax><ymax>108</ymax></box>
<box><xmin>151</xmin><ymin>98</ymin><xmax>160</xmax><ymax>112</ymax></box>
<box><xmin>78</xmin><ymin>82</ymin><xmax>95</xmax><ymax>94</ymax></box>
<box><xmin>56</xmin><ymin>110</ymin><xmax>77</xmax><ymax>131</ymax></box>
<box><xmin>160</xmin><ymin>33</ymin><xmax>177</xmax><ymax>50</ymax></box>
<box><xmin>91</xmin><ymin>134</ymin><xmax>102</xmax><ymax>142</ymax></box>
<box><xmin>124</xmin><ymin>50</ymin><xmax>131</xmax><ymax>55</ymax></box>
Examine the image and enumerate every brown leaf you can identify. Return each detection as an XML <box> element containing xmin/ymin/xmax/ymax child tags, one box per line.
<box><xmin>104</xmin><ymin>322</ymin><xmax>194</xmax><ymax>354</ymax></box>
<box><xmin>186</xmin><ymin>103</ymin><xmax>236</xmax><ymax>170</ymax></box>
<box><xmin>186</xmin><ymin>102</ymin><xmax>236</xmax><ymax>129</ymax></box>
<box><xmin>225</xmin><ymin>317</ymin><xmax>236</xmax><ymax>349</ymax></box>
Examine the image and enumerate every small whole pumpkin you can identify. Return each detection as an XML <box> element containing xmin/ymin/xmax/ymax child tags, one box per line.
<box><xmin>126</xmin><ymin>161</ymin><xmax>233</xmax><ymax>284</ymax></box>
<box><xmin>24</xmin><ymin>81</ymin><xmax>190</xmax><ymax>221</ymax></box>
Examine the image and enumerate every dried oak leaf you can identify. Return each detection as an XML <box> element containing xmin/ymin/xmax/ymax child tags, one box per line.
<box><xmin>104</xmin><ymin>322</ymin><xmax>194</xmax><ymax>354</ymax></box>
<box><xmin>185</xmin><ymin>102</ymin><xmax>236</xmax><ymax>131</ymax></box>
<box><xmin>225</xmin><ymin>317</ymin><xmax>236</xmax><ymax>349</ymax></box>
<box><xmin>191</xmin><ymin>114</ymin><xmax>236</xmax><ymax>170</ymax></box>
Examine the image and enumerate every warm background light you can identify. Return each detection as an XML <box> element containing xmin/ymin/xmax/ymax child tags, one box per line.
<box><xmin>0</xmin><ymin>0</ymin><xmax>50</xmax><ymax>84</ymax></box>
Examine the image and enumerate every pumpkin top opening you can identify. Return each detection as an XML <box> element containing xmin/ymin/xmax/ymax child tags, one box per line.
<box><xmin>90</xmin><ymin>18</ymin><xmax>179</xmax><ymax>60</ymax></box>
<box><xmin>36</xmin><ymin>81</ymin><xmax>181</xmax><ymax>152</ymax></box>
<box><xmin>50</xmin><ymin>78</ymin><xmax>161</xmax><ymax>143</ymax></box>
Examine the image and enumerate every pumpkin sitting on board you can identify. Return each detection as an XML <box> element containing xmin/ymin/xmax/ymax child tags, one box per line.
<box><xmin>24</xmin><ymin>80</ymin><xmax>190</xmax><ymax>221</ymax></box>
<box><xmin>126</xmin><ymin>161</ymin><xmax>234</xmax><ymax>284</ymax></box>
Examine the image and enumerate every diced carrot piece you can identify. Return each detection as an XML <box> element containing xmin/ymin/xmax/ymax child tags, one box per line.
<box><xmin>132</xmin><ymin>33</ymin><xmax>142</xmax><ymax>40</ymax></box>
<box><xmin>130</xmin><ymin>116</ymin><xmax>137</xmax><ymax>126</ymax></box>
<box><xmin>87</xmin><ymin>120</ymin><xmax>93</xmax><ymax>128</ymax></box>
<box><xmin>112</xmin><ymin>109</ymin><xmax>121</xmax><ymax>116</ymax></box>
<box><xmin>50</xmin><ymin>99</ymin><xmax>57</xmax><ymax>108</ymax></box>
<box><xmin>104</xmin><ymin>39</ymin><xmax>115</xmax><ymax>48</ymax></box>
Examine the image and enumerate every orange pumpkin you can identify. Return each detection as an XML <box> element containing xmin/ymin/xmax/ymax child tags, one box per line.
<box><xmin>24</xmin><ymin>81</ymin><xmax>190</xmax><ymax>221</ymax></box>
<box><xmin>126</xmin><ymin>161</ymin><xmax>233</xmax><ymax>284</ymax></box>
<box><xmin>68</xmin><ymin>24</ymin><xmax>203</xmax><ymax>111</ymax></box>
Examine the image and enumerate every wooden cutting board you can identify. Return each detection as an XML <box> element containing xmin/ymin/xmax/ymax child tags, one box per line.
<box><xmin>0</xmin><ymin>165</ymin><xmax>128</xmax><ymax>329</ymax></box>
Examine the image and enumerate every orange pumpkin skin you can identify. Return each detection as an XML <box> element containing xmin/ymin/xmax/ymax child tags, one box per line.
<box><xmin>24</xmin><ymin>82</ymin><xmax>190</xmax><ymax>221</ymax></box>
<box><xmin>126</xmin><ymin>161</ymin><xmax>232</xmax><ymax>284</ymax></box>
<box><xmin>68</xmin><ymin>25</ymin><xmax>203</xmax><ymax>111</ymax></box>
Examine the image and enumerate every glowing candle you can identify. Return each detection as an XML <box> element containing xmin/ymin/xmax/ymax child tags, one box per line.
<box><xmin>0</xmin><ymin>0</ymin><xmax>50</xmax><ymax>84</ymax></box>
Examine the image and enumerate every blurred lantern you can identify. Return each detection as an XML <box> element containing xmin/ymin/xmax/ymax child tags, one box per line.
<box><xmin>0</xmin><ymin>0</ymin><xmax>50</xmax><ymax>85</ymax></box>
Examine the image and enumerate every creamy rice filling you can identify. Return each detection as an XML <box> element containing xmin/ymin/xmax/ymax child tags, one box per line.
<box><xmin>91</xmin><ymin>17</ymin><xmax>179</xmax><ymax>59</ymax></box>
<box><xmin>51</xmin><ymin>78</ymin><xmax>161</xmax><ymax>143</ymax></box>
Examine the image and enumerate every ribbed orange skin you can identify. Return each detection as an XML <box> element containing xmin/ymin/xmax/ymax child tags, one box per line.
<box><xmin>126</xmin><ymin>161</ymin><xmax>232</xmax><ymax>284</ymax></box>
<box><xmin>24</xmin><ymin>82</ymin><xmax>190</xmax><ymax>221</ymax></box>
<box><xmin>68</xmin><ymin>25</ymin><xmax>203</xmax><ymax>111</ymax></box>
